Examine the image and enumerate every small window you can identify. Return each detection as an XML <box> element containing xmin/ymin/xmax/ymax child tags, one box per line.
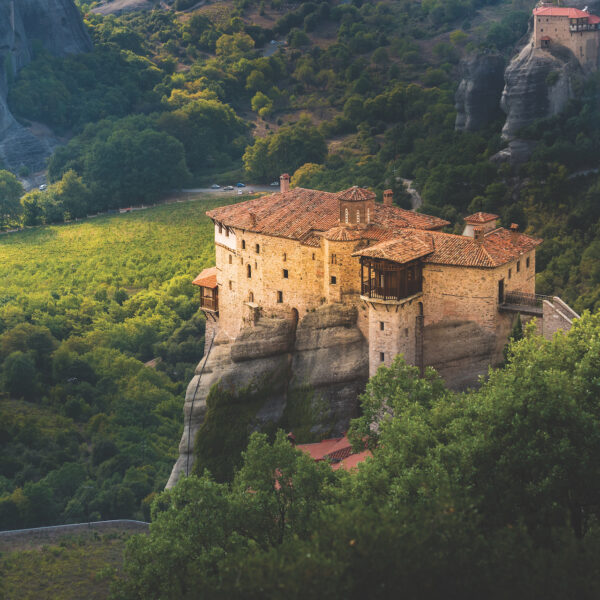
<box><xmin>526</xmin><ymin>257</ymin><xmax>530</xmax><ymax>269</ymax></box>
<box><xmin>242</xmin><ymin>240</ymin><xmax>246</xmax><ymax>249</ymax></box>
<box><xmin>517</xmin><ymin>261</ymin><xmax>521</xmax><ymax>273</ymax></box>
<box><xmin>312</xmin><ymin>253</ymin><xmax>315</xmax><ymax>260</ymax></box>
<box><xmin>356</xmin><ymin>210</ymin><xmax>360</xmax><ymax>224</ymax></box>
<box><xmin>229</xmin><ymin>254</ymin><xmax>232</xmax><ymax>264</ymax></box>
<box><xmin>283</xmin><ymin>253</ymin><xmax>287</xmax><ymax>262</ymax></box>
<box><xmin>277</xmin><ymin>291</ymin><xmax>283</xmax><ymax>303</ymax></box>
<box><xmin>330</xmin><ymin>276</ymin><xmax>337</xmax><ymax>285</ymax></box>
<box><xmin>228</xmin><ymin>281</ymin><xmax>232</xmax><ymax>290</ymax></box>
<box><xmin>345</xmin><ymin>208</ymin><xmax>349</xmax><ymax>224</ymax></box>
<box><xmin>379</xmin><ymin>321</ymin><xmax>384</xmax><ymax>331</ymax></box>
<box><xmin>380</xmin><ymin>352</ymin><xmax>385</xmax><ymax>362</ymax></box>
<box><xmin>367</xmin><ymin>208</ymin><xmax>370</xmax><ymax>223</ymax></box>
<box><xmin>255</xmin><ymin>243</ymin><xmax>260</xmax><ymax>254</ymax></box>
<box><xmin>404</xmin><ymin>328</ymin><xmax>409</xmax><ymax>337</ymax></box>
<box><xmin>247</xmin><ymin>264</ymin><xmax>252</xmax><ymax>278</ymax></box>
<box><xmin>248</xmin><ymin>292</ymin><xmax>254</xmax><ymax>302</ymax></box>
<box><xmin>283</xmin><ymin>269</ymin><xmax>289</xmax><ymax>279</ymax></box>
<box><xmin>331</xmin><ymin>254</ymin><xmax>337</xmax><ymax>265</ymax></box>
<box><xmin>240</xmin><ymin>257</ymin><xmax>243</xmax><ymax>265</ymax></box>
<box><xmin>508</xmin><ymin>268</ymin><xmax>511</xmax><ymax>279</ymax></box>
<box><xmin>218</xmin><ymin>224</ymin><xmax>223</xmax><ymax>234</ymax></box>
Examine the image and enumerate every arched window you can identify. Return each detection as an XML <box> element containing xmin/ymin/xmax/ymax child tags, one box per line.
<box><xmin>247</xmin><ymin>264</ymin><xmax>252</xmax><ymax>278</ymax></box>
<box><xmin>367</xmin><ymin>208</ymin><xmax>370</xmax><ymax>223</ymax></box>
<box><xmin>356</xmin><ymin>210</ymin><xmax>360</xmax><ymax>224</ymax></box>
<box><xmin>345</xmin><ymin>208</ymin><xmax>349</xmax><ymax>224</ymax></box>
<box><xmin>248</xmin><ymin>291</ymin><xmax>254</xmax><ymax>302</ymax></box>
<box><xmin>228</xmin><ymin>254</ymin><xmax>232</xmax><ymax>264</ymax></box>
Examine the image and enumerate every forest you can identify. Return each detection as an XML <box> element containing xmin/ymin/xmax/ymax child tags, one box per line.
<box><xmin>0</xmin><ymin>199</ymin><xmax>224</xmax><ymax>529</ymax></box>
<box><xmin>113</xmin><ymin>317</ymin><xmax>600</xmax><ymax>598</ymax></box>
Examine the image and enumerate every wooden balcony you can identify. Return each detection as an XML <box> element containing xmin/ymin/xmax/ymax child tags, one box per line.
<box><xmin>360</xmin><ymin>257</ymin><xmax>422</xmax><ymax>302</ymax></box>
<box><xmin>199</xmin><ymin>288</ymin><xmax>218</xmax><ymax>313</ymax></box>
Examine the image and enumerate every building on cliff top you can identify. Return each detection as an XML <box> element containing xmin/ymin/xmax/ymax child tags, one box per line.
<box><xmin>533</xmin><ymin>3</ymin><xmax>600</xmax><ymax>69</ymax></box>
<box><xmin>195</xmin><ymin>175</ymin><xmax>578</xmax><ymax>389</ymax></box>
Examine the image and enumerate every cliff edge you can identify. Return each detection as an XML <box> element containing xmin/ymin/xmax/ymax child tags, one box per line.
<box><xmin>0</xmin><ymin>0</ymin><xmax>92</xmax><ymax>172</ymax></box>
<box><xmin>167</xmin><ymin>304</ymin><xmax>368</xmax><ymax>488</ymax></box>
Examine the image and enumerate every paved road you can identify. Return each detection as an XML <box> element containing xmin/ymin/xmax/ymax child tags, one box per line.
<box><xmin>181</xmin><ymin>185</ymin><xmax>278</xmax><ymax>195</ymax></box>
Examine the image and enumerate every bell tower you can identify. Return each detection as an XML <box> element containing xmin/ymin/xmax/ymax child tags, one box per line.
<box><xmin>338</xmin><ymin>186</ymin><xmax>375</xmax><ymax>228</ymax></box>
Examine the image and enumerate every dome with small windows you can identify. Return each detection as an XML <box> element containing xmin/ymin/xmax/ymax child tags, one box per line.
<box><xmin>338</xmin><ymin>186</ymin><xmax>375</xmax><ymax>228</ymax></box>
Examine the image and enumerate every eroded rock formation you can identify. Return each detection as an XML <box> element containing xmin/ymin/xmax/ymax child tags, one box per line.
<box><xmin>500</xmin><ymin>42</ymin><xmax>582</xmax><ymax>142</ymax></box>
<box><xmin>0</xmin><ymin>0</ymin><xmax>92</xmax><ymax>172</ymax></box>
<box><xmin>455</xmin><ymin>53</ymin><xmax>505</xmax><ymax>132</ymax></box>
<box><xmin>167</xmin><ymin>304</ymin><xmax>368</xmax><ymax>488</ymax></box>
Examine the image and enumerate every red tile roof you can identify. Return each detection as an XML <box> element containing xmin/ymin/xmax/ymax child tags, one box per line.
<box><xmin>464</xmin><ymin>212</ymin><xmax>499</xmax><ymax>224</ymax></box>
<box><xmin>337</xmin><ymin>186</ymin><xmax>376</xmax><ymax>203</ymax></box>
<box><xmin>192</xmin><ymin>266</ymin><xmax>217</xmax><ymax>288</ymax></box>
<box><xmin>331</xmin><ymin>450</ymin><xmax>372</xmax><ymax>471</ymax></box>
<box><xmin>320</xmin><ymin>226</ymin><xmax>364</xmax><ymax>242</ymax></box>
<box><xmin>206</xmin><ymin>187</ymin><xmax>449</xmax><ymax>246</ymax></box>
<box><xmin>533</xmin><ymin>6</ymin><xmax>594</xmax><ymax>18</ymax></box>
<box><xmin>355</xmin><ymin>228</ymin><xmax>542</xmax><ymax>268</ymax></box>
<box><xmin>354</xmin><ymin>230</ymin><xmax>433</xmax><ymax>264</ymax></box>
<box><xmin>296</xmin><ymin>438</ymin><xmax>344</xmax><ymax>461</ymax></box>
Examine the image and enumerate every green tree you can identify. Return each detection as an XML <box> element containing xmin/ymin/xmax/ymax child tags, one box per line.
<box><xmin>2</xmin><ymin>351</ymin><xmax>37</xmax><ymax>400</ymax></box>
<box><xmin>0</xmin><ymin>170</ymin><xmax>23</xmax><ymax>228</ymax></box>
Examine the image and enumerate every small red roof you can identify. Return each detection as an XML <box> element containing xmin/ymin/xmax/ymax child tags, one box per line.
<box><xmin>296</xmin><ymin>438</ymin><xmax>343</xmax><ymax>461</ymax></box>
<box><xmin>464</xmin><ymin>212</ymin><xmax>499</xmax><ymax>224</ymax></box>
<box><xmin>541</xmin><ymin>35</ymin><xmax>551</xmax><ymax>41</ymax></box>
<box><xmin>588</xmin><ymin>14</ymin><xmax>600</xmax><ymax>23</ymax></box>
<box><xmin>331</xmin><ymin>450</ymin><xmax>372</xmax><ymax>471</ymax></box>
<box><xmin>533</xmin><ymin>6</ymin><xmax>595</xmax><ymax>18</ymax></box>
<box><xmin>192</xmin><ymin>266</ymin><xmax>217</xmax><ymax>288</ymax></box>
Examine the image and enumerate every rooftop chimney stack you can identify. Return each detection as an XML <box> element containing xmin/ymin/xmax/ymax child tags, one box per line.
<box><xmin>383</xmin><ymin>189</ymin><xmax>393</xmax><ymax>206</ymax></box>
<box><xmin>280</xmin><ymin>173</ymin><xmax>290</xmax><ymax>193</ymax></box>
<box><xmin>510</xmin><ymin>223</ymin><xmax>519</xmax><ymax>237</ymax></box>
<box><xmin>473</xmin><ymin>227</ymin><xmax>484</xmax><ymax>243</ymax></box>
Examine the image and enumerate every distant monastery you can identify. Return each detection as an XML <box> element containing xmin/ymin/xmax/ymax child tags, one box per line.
<box><xmin>193</xmin><ymin>175</ymin><xmax>578</xmax><ymax>389</ymax></box>
<box><xmin>533</xmin><ymin>2</ymin><xmax>600</xmax><ymax>69</ymax></box>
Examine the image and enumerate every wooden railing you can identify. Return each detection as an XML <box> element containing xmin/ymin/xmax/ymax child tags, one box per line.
<box><xmin>361</xmin><ymin>278</ymin><xmax>422</xmax><ymax>302</ymax></box>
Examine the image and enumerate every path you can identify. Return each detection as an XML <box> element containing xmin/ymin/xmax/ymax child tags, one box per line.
<box><xmin>401</xmin><ymin>178</ymin><xmax>423</xmax><ymax>210</ymax></box>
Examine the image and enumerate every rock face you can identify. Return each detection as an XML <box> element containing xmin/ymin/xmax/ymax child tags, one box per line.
<box><xmin>0</xmin><ymin>0</ymin><xmax>92</xmax><ymax>172</ymax></box>
<box><xmin>166</xmin><ymin>304</ymin><xmax>368</xmax><ymax>488</ymax></box>
<box><xmin>455</xmin><ymin>54</ymin><xmax>505</xmax><ymax>131</ymax></box>
<box><xmin>500</xmin><ymin>41</ymin><xmax>582</xmax><ymax>143</ymax></box>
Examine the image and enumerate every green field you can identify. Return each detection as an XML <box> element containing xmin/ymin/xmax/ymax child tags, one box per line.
<box><xmin>0</xmin><ymin>195</ymin><xmax>231</xmax><ymax>530</ymax></box>
<box><xmin>0</xmin><ymin>527</ymin><xmax>143</xmax><ymax>600</ymax></box>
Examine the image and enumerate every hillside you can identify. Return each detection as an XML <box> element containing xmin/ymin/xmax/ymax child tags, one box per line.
<box><xmin>0</xmin><ymin>196</ymin><xmax>230</xmax><ymax>529</ymax></box>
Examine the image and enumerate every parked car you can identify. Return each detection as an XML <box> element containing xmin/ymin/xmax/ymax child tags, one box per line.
<box><xmin>236</xmin><ymin>182</ymin><xmax>246</xmax><ymax>187</ymax></box>
<box><xmin>223</xmin><ymin>185</ymin><xmax>234</xmax><ymax>191</ymax></box>
<box><xmin>39</xmin><ymin>184</ymin><xmax>47</xmax><ymax>191</ymax></box>
<box><xmin>269</xmin><ymin>181</ymin><xmax>279</xmax><ymax>186</ymax></box>
<box><xmin>211</xmin><ymin>184</ymin><xmax>221</xmax><ymax>189</ymax></box>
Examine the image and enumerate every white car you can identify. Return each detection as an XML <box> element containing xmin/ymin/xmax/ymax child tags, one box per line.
<box><xmin>269</xmin><ymin>181</ymin><xmax>279</xmax><ymax>186</ymax></box>
<box><xmin>39</xmin><ymin>184</ymin><xmax>47</xmax><ymax>191</ymax></box>
<box><xmin>211</xmin><ymin>184</ymin><xmax>221</xmax><ymax>189</ymax></box>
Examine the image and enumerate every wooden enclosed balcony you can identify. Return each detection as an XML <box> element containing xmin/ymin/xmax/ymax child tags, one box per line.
<box><xmin>193</xmin><ymin>266</ymin><xmax>219</xmax><ymax>314</ymax></box>
<box><xmin>360</xmin><ymin>257</ymin><xmax>422</xmax><ymax>302</ymax></box>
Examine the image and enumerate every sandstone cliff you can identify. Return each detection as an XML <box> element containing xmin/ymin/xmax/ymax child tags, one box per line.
<box><xmin>0</xmin><ymin>0</ymin><xmax>92</xmax><ymax>172</ymax></box>
<box><xmin>455</xmin><ymin>54</ymin><xmax>505</xmax><ymax>132</ymax></box>
<box><xmin>167</xmin><ymin>304</ymin><xmax>368</xmax><ymax>488</ymax></box>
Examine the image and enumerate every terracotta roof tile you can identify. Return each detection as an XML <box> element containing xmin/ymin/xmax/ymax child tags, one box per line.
<box><xmin>355</xmin><ymin>228</ymin><xmax>542</xmax><ymax>268</ymax></box>
<box><xmin>533</xmin><ymin>6</ymin><xmax>594</xmax><ymax>18</ymax></box>
<box><xmin>192</xmin><ymin>266</ymin><xmax>217</xmax><ymax>288</ymax></box>
<box><xmin>464</xmin><ymin>212</ymin><xmax>499</xmax><ymax>224</ymax></box>
<box><xmin>206</xmin><ymin>187</ymin><xmax>449</xmax><ymax>246</ymax></box>
<box><xmin>331</xmin><ymin>450</ymin><xmax>372</xmax><ymax>471</ymax></box>
<box><xmin>354</xmin><ymin>230</ymin><xmax>433</xmax><ymax>263</ymax></box>
<box><xmin>337</xmin><ymin>186</ymin><xmax>376</xmax><ymax>202</ymax></box>
<box><xmin>320</xmin><ymin>226</ymin><xmax>364</xmax><ymax>241</ymax></box>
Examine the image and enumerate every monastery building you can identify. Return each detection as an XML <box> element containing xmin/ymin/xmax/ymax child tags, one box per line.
<box><xmin>193</xmin><ymin>175</ymin><xmax>578</xmax><ymax>388</ymax></box>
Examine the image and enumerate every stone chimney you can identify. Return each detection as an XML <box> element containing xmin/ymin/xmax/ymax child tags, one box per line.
<box><xmin>249</xmin><ymin>211</ymin><xmax>256</xmax><ymax>227</ymax></box>
<box><xmin>510</xmin><ymin>223</ymin><xmax>519</xmax><ymax>237</ymax></box>
<box><xmin>473</xmin><ymin>227</ymin><xmax>484</xmax><ymax>243</ymax></box>
<box><xmin>383</xmin><ymin>189</ymin><xmax>393</xmax><ymax>206</ymax></box>
<box><xmin>280</xmin><ymin>173</ymin><xmax>290</xmax><ymax>193</ymax></box>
